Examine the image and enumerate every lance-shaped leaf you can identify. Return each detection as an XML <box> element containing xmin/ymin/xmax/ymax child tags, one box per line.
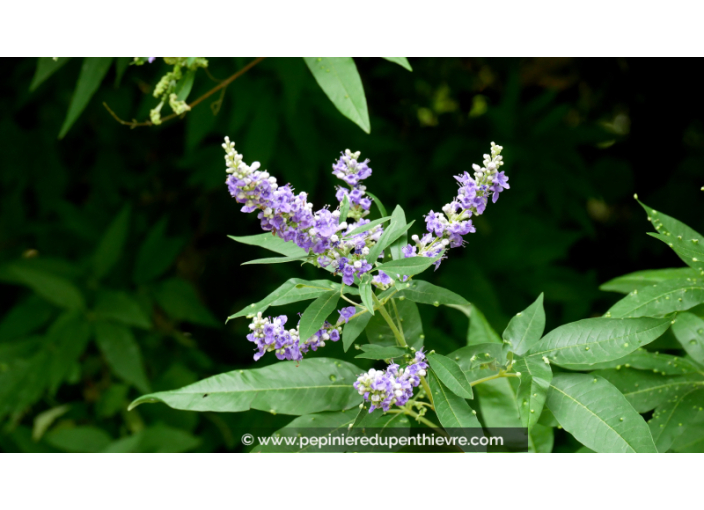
<box><xmin>30</xmin><ymin>57</ymin><xmax>71</xmax><ymax>91</ymax></box>
<box><xmin>595</xmin><ymin>367</ymin><xmax>704</xmax><ymax>413</ymax></box>
<box><xmin>303</xmin><ymin>57</ymin><xmax>370</xmax><ymax>133</ymax></box>
<box><xmin>648</xmin><ymin>386</ymin><xmax>704</xmax><ymax>452</ymax></box>
<box><xmin>427</xmin><ymin>353</ymin><xmax>473</xmax><ymax>399</ymax></box>
<box><xmin>3</xmin><ymin>262</ymin><xmax>85</xmax><ymax>311</ymax></box>
<box><xmin>343</xmin><ymin>216</ymin><xmax>391</xmax><ymax>238</ymax></box>
<box><xmin>557</xmin><ymin>348</ymin><xmax>701</xmax><ymax>374</ymax></box>
<box><xmin>242</xmin><ymin>255</ymin><xmax>309</xmax><ymax>266</ymax></box>
<box><xmin>427</xmin><ymin>371</ymin><xmax>484</xmax><ymax>452</ymax></box>
<box><xmin>364</xmin><ymin>191</ymin><xmax>387</xmax><ymax>218</ymax></box>
<box><xmin>395</xmin><ymin>280</ymin><xmax>469</xmax><ymax>307</ymax></box>
<box><xmin>545</xmin><ymin>373</ymin><xmax>657</xmax><ymax>453</ymax></box>
<box><xmin>129</xmin><ymin>358</ymin><xmax>362</xmax><ymax>415</ymax></box>
<box><xmin>299</xmin><ymin>291</ymin><xmax>340</xmax><ymax>341</ymax></box>
<box><xmin>606</xmin><ymin>278</ymin><xmax>704</xmax><ymax>318</ymax></box>
<box><xmin>358</xmin><ymin>279</ymin><xmax>375</xmax><ymax>316</ymax></box>
<box><xmin>92</xmin><ymin>205</ymin><xmax>131</xmax><ymax>280</ymax></box>
<box><xmin>367</xmin><ymin>205</ymin><xmax>411</xmax><ymax>263</ymax></box>
<box><xmin>639</xmin><ymin>199</ymin><xmax>703</xmax><ymax>242</ymax></box>
<box><xmin>59</xmin><ymin>57</ymin><xmax>114</xmax><ymax>138</ymax></box>
<box><xmin>447</xmin><ymin>303</ymin><xmax>502</xmax><ymax>345</ymax></box>
<box><xmin>502</xmin><ymin>293</ymin><xmax>545</xmax><ymax>356</ymax></box>
<box><xmin>451</xmin><ymin>343</ymin><xmax>506</xmax><ymax>378</ymax></box>
<box><xmin>600</xmin><ymin>268</ymin><xmax>699</xmax><ymax>294</ymax></box>
<box><xmin>382</xmin><ymin>57</ymin><xmax>412</xmax><ymax>71</ymax></box>
<box><xmin>527</xmin><ymin>317</ymin><xmax>671</xmax><ymax>366</ymax></box>
<box><xmin>376</xmin><ymin>256</ymin><xmax>439</xmax><ymax>278</ymax></box>
<box><xmin>365</xmin><ymin>299</ymin><xmax>424</xmax><ymax>349</ymax></box>
<box><xmin>228</xmin><ymin>279</ymin><xmax>342</xmax><ymax>321</ymax></box>
<box><xmin>94</xmin><ymin>321</ymin><xmax>150</xmax><ymax>393</ymax></box>
<box><xmin>252</xmin><ymin>411</ymin><xmax>355</xmax><ymax>453</ymax></box>
<box><xmin>355</xmin><ymin>345</ymin><xmax>407</xmax><ymax>360</ymax></box>
<box><xmin>339</xmin><ymin>194</ymin><xmax>351</xmax><ymax>223</ymax></box>
<box><xmin>671</xmin><ymin>312</ymin><xmax>704</xmax><ymax>366</ymax></box>
<box><xmin>342</xmin><ymin>312</ymin><xmax>371</xmax><ymax>352</ymax></box>
<box><xmin>228</xmin><ymin>234</ymin><xmax>308</xmax><ymax>258</ymax></box>
<box><xmin>514</xmin><ymin>356</ymin><xmax>552</xmax><ymax>430</ymax></box>
<box><xmin>648</xmin><ymin>233</ymin><xmax>704</xmax><ymax>272</ymax></box>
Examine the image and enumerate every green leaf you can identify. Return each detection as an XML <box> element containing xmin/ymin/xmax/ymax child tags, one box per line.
<box><xmin>427</xmin><ymin>372</ymin><xmax>484</xmax><ymax>452</ymax></box>
<box><xmin>45</xmin><ymin>426</ymin><xmax>112</xmax><ymax>453</ymax></box>
<box><xmin>395</xmin><ymin>280</ymin><xmax>470</xmax><ymax>307</ymax></box>
<box><xmin>242</xmin><ymin>255</ymin><xmax>309</xmax><ymax>266</ymax></box>
<box><xmin>228</xmin><ymin>278</ymin><xmax>344</xmax><ymax>321</ymax></box>
<box><xmin>514</xmin><ymin>356</ymin><xmax>552</xmax><ymax>430</ymax></box>
<box><xmin>595</xmin><ymin>367</ymin><xmax>704</xmax><ymax>413</ymax></box>
<box><xmin>648</xmin><ymin>233</ymin><xmax>704</xmax><ymax>272</ymax></box>
<box><xmin>447</xmin><ymin>303</ymin><xmax>502</xmax><ymax>345</ymax></box>
<box><xmin>0</xmin><ymin>295</ymin><xmax>54</xmax><ymax>342</ymax></box>
<box><xmin>114</xmin><ymin>57</ymin><xmax>130</xmax><ymax>87</ymax></box>
<box><xmin>0</xmin><ymin>347</ymin><xmax>52</xmax><ymax>420</ymax></box>
<box><xmin>450</xmin><ymin>343</ymin><xmax>506</xmax><ymax>377</ymax></box>
<box><xmin>364</xmin><ymin>191</ymin><xmax>387</xmax><ymax>218</ymax></box>
<box><xmin>342</xmin><ymin>312</ymin><xmax>371</xmax><ymax>352</ymax></box>
<box><xmin>32</xmin><ymin>405</ymin><xmax>70</xmax><ymax>442</ymax></box>
<box><xmin>366</xmin><ymin>205</ymin><xmax>410</xmax><ymax>263</ymax></box>
<box><xmin>252</xmin><ymin>411</ymin><xmax>355</xmax><ymax>453</ymax></box>
<box><xmin>528</xmin><ymin>423</ymin><xmax>554</xmax><ymax>453</ymax></box>
<box><xmin>103</xmin><ymin>424</ymin><xmax>201</xmax><ymax>453</ymax></box>
<box><xmin>228</xmin><ymin>234</ymin><xmax>308</xmax><ymax>258</ymax></box>
<box><xmin>3</xmin><ymin>262</ymin><xmax>84</xmax><ymax>310</ymax></box>
<box><xmin>503</xmin><ymin>293</ymin><xmax>545</xmax><ymax>356</ymax></box>
<box><xmin>59</xmin><ymin>57</ymin><xmax>114</xmax><ymax>139</ymax></box>
<box><xmin>343</xmin><ymin>216</ymin><xmax>391</xmax><ymax>238</ymax></box>
<box><xmin>672</xmin><ymin>312</ymin><xmax>704</xmax><ymax>366</ymax></box>
<box><xmin>94</xmin><ymin>289</ymin><xmax>151</xmax><ymax>329</ymax></box>
<box><xmin>382</xmin><ymin>57</ymin><xmax>412</xmax><ymax>71</ymax></box>
<box><xmin>366</xmin><ymin>299</ymin><xmax>424</xmax><ymax>349</ymax></box>
<box><xmin>639</xmin><ymin>200</ymin><xmax>703</xmax><ymax>242</ymax></box>
<box><xmin>299</xmin><ymin>291</ymin><xmax>340</xmax><ymax>341</ymax></box>
<box><xmin>175</xmin><ymin>69</ymin><xmax>196</xmax><ymax>101</ymax></box>
<box><xmin>427</xmin><ymin>353</ymin><xmax>473</xmax><ymax>399</ymax></box>
<box><xmin>606</xmin><ymin>278</ymin><xmax>704</xmax><ymax>318</ymax></box>
<box><xmin>358</xmin><ymin>280</ymin><xmax>374</xmax><ymax>316</ymax></box>
<box><xmin>648</xmin><ymin>386</ymin><xmax>704</xmax><ymax>452</ymax></box>
<box><xmin>546</xmin><ymin>373</ymin><xmax>657</xmax><ymax>452</ymax></box>
<box><xmin>153</xmin><ymin>278</ymin><xmax>219</xmax><ymax>327</ymax></box>
<box><xmin>600</xmin><ymin>268</ymin><xmax>699</xmax><ymax>294</ymax></box>
<box><xmin>474</xmin><ymin>378</ymin><xmax>522</xmax><ymax>429</ymax></box>
<box><xmin>46</xmin><ymin>312</ymin><xmax>92</xmax><ymax>393</ymax></box>
<box><xmin>557</xmin><ymin>348</ymin><xmax>701</xmax><ymax>374</ymax></box>
<box><xmin>129</xmin><ymin>358</ymin><xmax>362</xmax><ymax>415</ymax></box>
<box><xmin>355</xmin><ymin>344</ymin><xmax>407</xmax><ymax>360</ymax></box>
<box><xmin>376</xmin><ymin>256</ymin><xmax>438</xmax><ymax>278</ymax></box>
<box><xmin>303</xmin><ymin>57</ymin><xmax>370</xmax><ymax>133</ymax></box>
<box><xmin>133</xmin><ymin>217</ymin><xmax>184</xmax><ymax>284</ymax></box>
<box><xmin>527</xmin><ymin>317</ymin><xmax>671</xmax><ymax>366</ymax></box>
<box><xmin>339</xmin><ymin>194</ymin><xmax>351</xmax><ymax>223</ymax></box>
<box><xmin>29</xmin><ymin>57</ymin><xmax>70</xmax><ymax>91</ymax></box>
<box><xmin>95</xmin><ymin>321</ymin><xmax>150</xmax><ymax>393</ymax></box>
<box><xmin>92</xmin><ymin>205</ymin><xmax>131</xmax><ymax>280</ymax></box>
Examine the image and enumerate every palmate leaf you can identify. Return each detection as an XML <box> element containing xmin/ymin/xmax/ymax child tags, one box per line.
<box><xmin>502</xmin><ymin>293</ymin><xmax>545</xmax><ymax>356</ymax></box>
<box><xmin>545</xmin><ymin>373</ymin><xmax>657</xmax><ymax>453</ymax></box>
<box><xmin>303</xmin><ymin>57</ymin><xmax>370</xmax><ymax>133</ymax></box>
<box><xmin>427</xmin><ymin>353</ymin><xmax>473</xmax><ymax>399</ymax></box>
<box><xmin>395</xmin><ymin>280</ymin><xmax>469</xmax><ymax>307</ymax></box>
<box><xmin>514</xmin><ymin>356</ymin><xmax>552</xmax><ymax>430</ymax></box>
<box><xmin>376</xmin><ymin>256</ymin><xmax>439</xmax><ymax>278</ymax></box>
<box><xmin>595</xmin><ymin>367</ymin><xmax>704</xmax><ymax>413</ymax></box>
<box><xmin>671</xmin><ymin>312</ymin><xmax>704</xmax><ymax>366</ymax></box>
<box><xmin>228</xmin><ymin>278</ymin><xmax>345</xmax><ymax>321</ymax></box>
<box><xmin>299</xmin><ymin>291</ymin><xmax>340</xmax><ymax>341</ymax></box>
<box><xmin>527</xmin><ymin>317</ymin><xmax>671</xmax><ymax>366</ymax></box>
<box><xmin>129</xmin><ymin>358</ymin><xmax>362</xmax><ymax>415</ymax></box>
<box><xmin>228</xmin><ymin>234</ymin><xmax>308</xmax><ymax>258</ymax></box>
<box><xmin>606</xmin><ymin>278</ymin><xmax>704</xmax><ymax>318</ymax></box>
<box><xmin>600</xmin><ymin>268</ymin><xmax>700</xmax><ymax>294</ymax></box>
<box><xmin>648</xmin><ymin>386</ymin><xmax>704</xmax><ymax>452</ymax></box>
<box><xmin>648</xmin><ymin>233</ymin><xmax>704</xmax><ymax>272</ymax></box>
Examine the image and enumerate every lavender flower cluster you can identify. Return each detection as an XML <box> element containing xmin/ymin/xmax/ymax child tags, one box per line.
<box><xmin>246</xmin><ymin>312</ymin><xmax>341</xmax><ymax>362</ymax></box>
<box><xmin>353</xmin><ymin>350</ymin><xmax>429</xmax><ymax>413</ymax></box>
<box><xmin>224</xmin><ymin>138</ymin><xmax>381</xmax><ymax>286</ymax></box>
<box><xmin>402</xmin><ymin>142</ymin><xmax>508</xmax><ymax>267</ymax></box>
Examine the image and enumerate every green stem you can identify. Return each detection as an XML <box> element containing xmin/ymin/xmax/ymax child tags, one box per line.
<box><xmin>390</xmin><ymin>298</ymin><xmax>404</xmax><ymax>337</ymax></box>
<box><xmin>372</xmin><ymin>293</ymin><xmax>407</xmax><ymax>348</ymax></box>
<box><xmin>469</xmin><ymin>370</ymin><xmax>519</xmax><ymax>387</ymax></box>
<box><xmin>387</xmin><ymin>408</ymin><xmax>440</xmax><ymax>430</ymax></box>
<box><xmin>340</xmin><ymin>294</ymin><xmax>363</xmax><ymax>309</ymax></box>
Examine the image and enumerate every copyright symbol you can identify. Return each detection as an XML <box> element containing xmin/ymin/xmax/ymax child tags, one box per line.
<box><xmin>241</xmin><ymin>433</ymin><xmax>254</xmax><ymax>446</ymax></box>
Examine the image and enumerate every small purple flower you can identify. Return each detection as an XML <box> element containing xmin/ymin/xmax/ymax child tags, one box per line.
<box><xmin>338</xmin><ymin>306</ymin><xmax>356</xmax><ymax>323</ymax></box>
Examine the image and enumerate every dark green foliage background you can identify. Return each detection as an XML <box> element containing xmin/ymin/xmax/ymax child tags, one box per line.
<box><xmin>1</xmin><ymin>57</ymin><xmax>702</xmax><ymax>452</ymax></box>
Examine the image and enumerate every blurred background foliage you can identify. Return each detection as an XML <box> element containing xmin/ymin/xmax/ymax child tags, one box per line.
<box><xmin>0</xmin><ymin>57</ymin><xmax>702</xmax><ymax>452</ymax></box>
